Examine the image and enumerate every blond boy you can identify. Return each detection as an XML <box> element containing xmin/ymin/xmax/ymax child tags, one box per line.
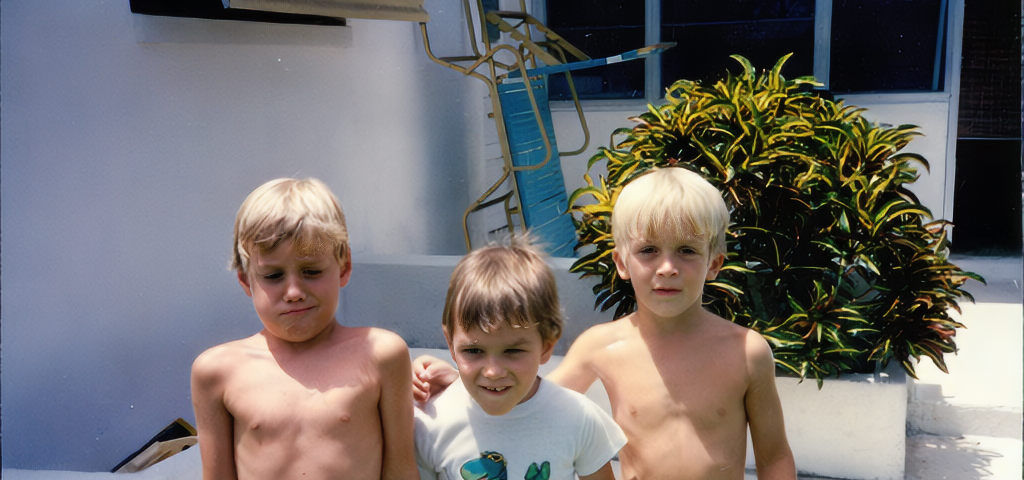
<box><xmin>416</xmin><ymin>168</ymin><xmax>795</xmax><ymax>479</ymax></box>
<box><xmin>414</xmin><ymin>240</ymin><xmax>626</xmax><ymax>480</ymax></box>
<box><xmin>191</xmin><ymin>178</ymin><xmax>418</xmax><ymax>480</ymax></box>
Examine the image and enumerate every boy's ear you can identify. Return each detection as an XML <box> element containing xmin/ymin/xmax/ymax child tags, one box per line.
<box><xmin>443</xmin><ymin>326</ymin><xmax>455</xmax><ymax>356</ymax></box>
<box><xmin>237</xmin><ymin>271</ymin><xmax>254</xmax><ymax>297</ymax></box>
<box><xmin>539</xmin><ymin>338</ymin><xmax>557</xmax><ymax>365</ymax></box>
<box><xmin>705</xmin><ymin>252</ymin><xmax>726</xmax><ymax>281</ymax></box>
<box><xmin>612</xmin><ymin>248</ymin><xmax>631</xmax><ymax>280</ymax></box>
<box><xmin>338</xmin><ymin>250</ymin><xmax>353</xmax><ymax>288</ymax></box>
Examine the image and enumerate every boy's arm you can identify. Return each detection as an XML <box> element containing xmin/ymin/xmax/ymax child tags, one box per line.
<box><xmin>544</xmin><ymin>326</ymin><xmax>602</xmax><ymax>393</ymax></box>
<box><xmin>377</xmin><ymin>333</ymin><xmax>420</xmax><ymax>480</ymax></box>
<box><xmin>191</xmin><ymin>349</ymin><xmax>239</xmax><ymax>480</ymax></box>
<box><xmin>744</xmin><ymin>331</ymin><xmax>797</xmax><ymax>480</ymax></box>
<box><xmin>578</xmin><ymin>462</ymin><xmax>617</xmax><ymax>480</ymax></box>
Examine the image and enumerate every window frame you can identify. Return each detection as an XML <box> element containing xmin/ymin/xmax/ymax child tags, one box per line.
<box><xmin>534</xmin><ymin>0</ymin><xmax>960</xmax><ymax>106</ymax></box>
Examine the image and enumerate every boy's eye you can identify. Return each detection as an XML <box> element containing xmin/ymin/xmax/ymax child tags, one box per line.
<box><xmin>262</xmin><ymin>272</ymin><xmax>283</xmax><ymax>281</ymax></box>
<box><xmin>461</xmin><ymin>348</ymin><xmax>483</xmax><ymax>355</ymax></box>
<box><xmin>303</xmin><ymin>269</ymin><xmax>323</xmax><ymax>277</ymax></box>
<box><xmin>505</xmin><ymin>348</ymin><xmax>525</xmax><ymax>355</ymax></box>
<box><xmin>638</xmin><ymin>246</ymin><xmax>657</xmax><ymax>254</ymax></box>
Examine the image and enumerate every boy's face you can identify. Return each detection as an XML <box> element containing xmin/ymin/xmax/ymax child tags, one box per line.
<box><xmin>238</xmin><ymin>239</ymin><xmax>351</xmax><ymax>344</ymax></box>
<box><xmin>613</xmin><ymin>229</ymin><xmax>724</xmax><ymax>320</ymax></box>
<box><xmin>447</xmin><ymin>322</ymin><xmax>555</xmax><ymax>416</ymax></box>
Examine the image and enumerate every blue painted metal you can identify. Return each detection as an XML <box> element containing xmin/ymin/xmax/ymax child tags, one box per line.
<box><xmin>497</xmin><ymin>77</ymin><xmax>577</xmax><ymax>257</ymax></box>
<box><xmin>508</xmin><ymin>42</ymin><xmax>677</xmax><ymax>78</ymax></box>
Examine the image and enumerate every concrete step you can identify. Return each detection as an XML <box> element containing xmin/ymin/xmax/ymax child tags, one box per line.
<box><xmin>908</xmin><ymin>397</ymin><xmax>1022</xmax><ymax>439</ymax></box>
<box><xmin>906</xmin><ymin>282</ymin><xmax>1022</xmax><ymax>441</ymax></box>
<box><xmin>905</xmin><ymin>434</ymin><xmax>1023</xmax><ymax>480</ymax></box>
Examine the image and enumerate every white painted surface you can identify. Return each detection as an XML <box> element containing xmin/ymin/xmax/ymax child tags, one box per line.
<box><xmin>1</xmin><ymin>0</ymin><xmax>480</xmax><ymax>470</ymax></box>
<box><xmin>749</xmin><ymin>368</ymin><xmax>908</xmax><ymax>480</ymax></box>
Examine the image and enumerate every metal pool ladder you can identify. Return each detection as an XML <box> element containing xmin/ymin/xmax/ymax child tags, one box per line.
<box><xmin>420</xmin><ymin>0</ymin><xmax>673</xmax><ymax>256</ymax></box>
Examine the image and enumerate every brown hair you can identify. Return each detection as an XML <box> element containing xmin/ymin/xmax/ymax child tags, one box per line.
<box><xmin>442</xmin><ymin>237</ymin><xmax>563</xmax><ymax>345</ymax></box>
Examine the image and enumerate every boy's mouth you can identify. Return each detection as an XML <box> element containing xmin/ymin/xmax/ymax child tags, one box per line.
<box><xmin>283</xmin><ymin>306</ymin><xmax>314</xmax><ymax>315</ymax></box>
<box><xmin>481</xmin><ymin>385</ymin><xmax>511</xmax><ymax>393</ymax></box>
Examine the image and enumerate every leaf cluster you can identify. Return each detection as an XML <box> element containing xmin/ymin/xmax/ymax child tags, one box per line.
<box><xmin>569</xmin><ymin>54</ymin><xmax>984</xmax><ymax>386</ymax></box>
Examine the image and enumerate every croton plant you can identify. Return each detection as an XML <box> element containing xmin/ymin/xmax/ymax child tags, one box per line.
<box><xmin>568</xmin><ymin>54</ymin><xmax>984</xmax><ymax>386</ymax></box>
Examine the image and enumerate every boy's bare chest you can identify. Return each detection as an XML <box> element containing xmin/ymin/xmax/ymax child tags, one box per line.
<box><xmin>225</xmin><ymin>356</ymin><xmax>381</xmax><ymax>434</ymax></box>
<box><xmin>599</xmin><ymin>341</ymin><xmax>748</xmax><ymax>429</ymax></box>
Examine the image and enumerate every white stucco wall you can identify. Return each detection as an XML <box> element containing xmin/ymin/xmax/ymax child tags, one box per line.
<box><xmin>0</xmin><ymin>0</ymin><xmax>483</xmax><ymax>470</ymax></box>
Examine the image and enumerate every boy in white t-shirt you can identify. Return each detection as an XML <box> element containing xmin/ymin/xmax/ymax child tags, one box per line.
<box><xmin>414</xmin><ymin>239</ymin><xmax>626</xmax><ymax>480</ymax></box>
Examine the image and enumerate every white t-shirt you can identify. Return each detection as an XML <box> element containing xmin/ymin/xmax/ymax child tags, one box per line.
<box><xmin>415</xmin><ymin>377</ymin><xmax>626</xmax><ymax>480</ymax></box>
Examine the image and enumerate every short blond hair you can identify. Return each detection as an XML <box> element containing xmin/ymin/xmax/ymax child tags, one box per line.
<box><xmin>442</xmin><ymin>238</ymin><xmax>563</xmax><ymax>345</ymax></box>
<box><xmin>232</xmin><ymin>178</ymin><xmax>349</xmax><ymax>274</ymax></box>
<box><xmin>612</xmin><ymin>168</ymin><xmax>730</xmax><ymax>255</ymax></box>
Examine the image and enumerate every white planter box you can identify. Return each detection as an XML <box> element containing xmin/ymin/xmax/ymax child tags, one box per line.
<box><xmin>747</xmin><ymin>365</ymin><xmax>908</xmax><ymax>480</ymax></box>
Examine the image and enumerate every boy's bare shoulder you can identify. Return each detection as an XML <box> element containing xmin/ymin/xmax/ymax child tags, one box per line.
<box><xmin>741</xmin><ymin>326</ymin><xmax>775</xmax><ymax>365</ymax></box>
<box><xmin>340</xmin><ymin>326</ymin><xmax>410</xmax><ymax>361</ymax></box>
<box><xmin>191</xmin><ymin>335</ymin><xmax>266</xmax><ymax>379</ymax></box>
<box><xmin>709</xmin><ymin>311</ymin><xmax>762</xmax><ymax>336</ymax></box>
<box><xmin>576</xmin><ymin>316</ymin><xmax>635</xmax><ymax>346</ymax></box>
<box><xmin>701</xmin><ymin>314</ymin><xmax>774</xmax><ymax>364</ymax></box>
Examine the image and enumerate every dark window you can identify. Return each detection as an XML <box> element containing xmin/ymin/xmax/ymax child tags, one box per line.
<box><xmin>950</xmin><ymin>0</ymin><xmax>1021</xmax><ymax>256</ymax></box>
<box><xmin>660</xmin><ymin>0</ymin><xmax>815</xmax><ymax>87</ymax></box>
<box><xmin>546</xmin><ymin>0</ymin><xmax>953</xmax><ymax>99</ymax></box>
<box><xmin>829</xmin><ymin>0</ymin><xmax>946</xmax><ymax>92</ymax></box>
<box><xmin>546</xmin><ymin>1</ymin><xmax>646</xmax><ymax>99</ymax></box>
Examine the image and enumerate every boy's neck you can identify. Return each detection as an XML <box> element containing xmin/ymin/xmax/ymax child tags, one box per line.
<box><xmin>632</xmin><ymin>304</ymin><xmax>709</xmax><ymax>336</ymax></box>
<box><xmin>263</xmin><ymin>320</ymin><xmax>343</xmax><ymax>353</ymax></box>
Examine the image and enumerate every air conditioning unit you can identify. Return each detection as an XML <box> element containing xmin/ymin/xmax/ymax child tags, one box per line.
<box><xmin>223</xmin><ymin>0</ymin><xmax>428</xmax><ymax>22</ymax></box>
<box><xmin>130</xmin><ymin>0</ymin><xmax>427</xmax><ymax>25</ymax></box>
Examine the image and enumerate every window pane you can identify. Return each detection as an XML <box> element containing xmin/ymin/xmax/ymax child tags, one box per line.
<box><xmin>661</xmin><ymin>0</ymin><xmax>815</xmax><ymax>88</ymax></box>
<box><xmin>663</xmin><ymin>0</ymin><xmax>814</xmax><ymax>24</ymax></box>
<box><xmin>830</xmin><ymin>0</ymin><xmax>946</xmax><ymax>93</ymax></box>
<box><xmin>546</xmin><ymin>1</ymin><xmax>646</xmax><ymax>99</ymax></box>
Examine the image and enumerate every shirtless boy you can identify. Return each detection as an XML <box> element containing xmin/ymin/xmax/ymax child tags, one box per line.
<box><xmin>191</xmin><ymin>177</ymin><xmax>418</xmax><ymax>480</ymax></box>
<box><xmin>416</xmin><ymin>168</ymin><xmax>795</xmax><ymax>479</ymax></box>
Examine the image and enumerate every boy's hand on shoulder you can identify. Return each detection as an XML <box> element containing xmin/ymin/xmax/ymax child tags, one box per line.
<box><xmin>411</xmin><ymin>355</ymin><xmax>458</xmax><ymax>403</ymax></box>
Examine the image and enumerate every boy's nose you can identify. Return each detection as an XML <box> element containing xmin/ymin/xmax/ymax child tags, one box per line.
<box><xmin>283</xmin><ymin>276</ymin><xmax>306</xmax><ymax>301</ymax></box>
<box><xmin>481</xmin><ymin>358</ymin><xmax>506</xmax><ymax>379</ymax></box>
<box><xmin>656</xmin><ymin>257</ymin><xmax>679</xmax><ymax>276</ymax></box>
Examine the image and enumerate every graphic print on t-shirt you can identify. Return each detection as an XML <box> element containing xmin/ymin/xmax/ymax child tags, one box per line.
<box><xmin>459</xmin><ymin>451</ymin><xmax>551</xmax><ymax>480</ymax></box>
